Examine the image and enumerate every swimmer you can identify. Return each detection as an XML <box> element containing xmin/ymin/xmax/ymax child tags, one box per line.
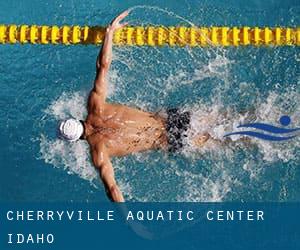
<box><xmin>58</xmin><ymin>11</ymin><xmax>210</xmax><ymax>202</ymax></box>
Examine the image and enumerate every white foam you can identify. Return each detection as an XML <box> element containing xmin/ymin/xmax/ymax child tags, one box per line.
<box><xmin>175</xmin><ymin>164</ymin><xmax>233</xmax><ymax>202</ymax></box>
<box><xmin>253</xmin><ymin>90</ymin><xmax>300</xmax><ymax>162</ymax></box>
<box><xmin>39</xmin><ymin>134</ymin><xmax>97</xmax><ymax>184</ymax></box>
<box><xmin>45</xmin><ymin>92</ymin><xmax>87</xmax><ymax>120</ymax></box>
<box><xmin>39</xmin><ymin>92</ymin><xmax>98</xmax><ymax>185</ymax></box>
<box><xmin>181</xmin><ymin>89</ymin><xmax>300</xmax><ymax>163</ymax></box>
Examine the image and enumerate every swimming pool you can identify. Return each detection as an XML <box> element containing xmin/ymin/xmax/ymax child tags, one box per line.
<box><xmin>0</xmin><ymin>0</ymin><xmax>299</xmax><ymax>202</ymax></box>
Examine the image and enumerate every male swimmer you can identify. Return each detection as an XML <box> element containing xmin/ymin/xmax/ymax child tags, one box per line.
<box><xmin>58</xmin><ymin>11</ymin><xmax>210</xmax><ymax>202</ymax></box>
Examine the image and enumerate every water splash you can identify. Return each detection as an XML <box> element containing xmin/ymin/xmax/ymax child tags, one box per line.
<box><xmin>37</xmin><ymin>6</ymin><xmax>300</xmax><ymax>202</ymax></box>
<box><xmin>39</xmin><ymin>89</ymin><xmax>300</xmax><ymax>202</ymax></box>
<box><xmin>39</xmin><ymin>134</ymin><xmax>98</xmax><ymax>185</ymax></box>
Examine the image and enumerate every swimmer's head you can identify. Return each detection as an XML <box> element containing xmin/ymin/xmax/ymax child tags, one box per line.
<box><xmin>57</xmin><ymin>118</ymin><xmax>84</xmax><ymax>142</ymax></box>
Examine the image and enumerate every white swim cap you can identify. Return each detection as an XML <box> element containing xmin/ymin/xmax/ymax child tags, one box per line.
<box><xmin>58</xmin><ymin>118</ymin><xmax>84</xmax><ymax>142</ymax></box>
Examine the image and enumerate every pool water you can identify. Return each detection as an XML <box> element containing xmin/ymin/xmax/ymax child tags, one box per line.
<box><xmin>0</xmin><ymin>0</ymin><xmax>299</xmax><ymax>202</ymax></box>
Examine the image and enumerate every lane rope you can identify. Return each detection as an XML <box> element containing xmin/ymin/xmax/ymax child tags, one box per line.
<box><xmin>0</xmin><ymin>25</ymin><xmax>299</xmax><ymax>46</ymax></box>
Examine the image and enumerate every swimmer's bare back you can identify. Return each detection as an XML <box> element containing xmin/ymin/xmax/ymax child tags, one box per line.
<box><xmin>86</xmin><ymin>102</ymin><xmax>168</xmax><ymax>156</ymax></box>
<box><xmin>80</xmin><ymin>11</ymin><xmax>168</xmax><ymax>202</ymax></box>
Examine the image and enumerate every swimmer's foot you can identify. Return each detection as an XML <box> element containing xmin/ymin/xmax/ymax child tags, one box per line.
<box><xmin>193</xmin><ymin>133</ymin><xmax>210</xmax><ymax>147</ymax></box>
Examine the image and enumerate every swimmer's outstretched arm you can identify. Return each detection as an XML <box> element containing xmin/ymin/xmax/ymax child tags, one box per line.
<box><xmin>92</xmin><ymin>143</ymin><xmax>125</xmax><ymax>202</ymax></box>
<box><xmin>93</xmin><ymin>11</ymin><xmax>129</xmax><ymax>101</ymax></box>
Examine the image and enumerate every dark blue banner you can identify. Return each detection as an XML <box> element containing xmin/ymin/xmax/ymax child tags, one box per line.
<box><xmin>0</xmin><ymin>203</ymin><xmax>299</xmax><ymax>250</ymax></box>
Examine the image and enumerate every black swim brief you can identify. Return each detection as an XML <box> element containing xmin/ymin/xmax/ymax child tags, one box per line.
<box><xmin>166</xmin><ymin>108</ymin><xmax>191</xmax><ymax>153</ymax></box>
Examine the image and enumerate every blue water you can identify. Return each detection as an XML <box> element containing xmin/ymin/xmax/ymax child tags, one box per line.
<box><xmin>0</xmin><ymin>0</ymin><xmax>299</xmax><ymax>202</ymax></box>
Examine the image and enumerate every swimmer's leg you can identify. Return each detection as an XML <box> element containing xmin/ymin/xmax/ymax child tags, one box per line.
<box><xmin>192</xmin><ymin>133</ymin><xmax>254</xmax><ymax>148</ymax></box>
<box><xmin>192</xmin><ymin>132</ymin><xmax>211</xmax><ymax>147</ymax></box>
<box><xmin>189</xmin><ymin>108</ymin><xmax>259</xmax><ymax>148</ymax></box>
<box><xmin>190</xmin><ymin>115</ymin><xmax>216</xmax><ymax>147</ymax></box>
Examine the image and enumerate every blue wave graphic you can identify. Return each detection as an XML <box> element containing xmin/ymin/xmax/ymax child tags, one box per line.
<box><xmin>224</xmin><ymin>116</ymin><xmax>299</xmax><ymax>141</ymax></box>
<box><xmin>237</xmin><ymin>123</ymin><xmax>300</xmax><ymax>134</ymax></box>
<box><xmin>224</xmin><ymin>131</ymin><xmax>297</xmax><ymax>141</ymax></box>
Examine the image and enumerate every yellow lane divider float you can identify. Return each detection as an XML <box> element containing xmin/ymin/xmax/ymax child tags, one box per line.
<box><xmin>0</xmin><ymin>25</ymin><xmax>299</xmax><ymax>46</ymax></box>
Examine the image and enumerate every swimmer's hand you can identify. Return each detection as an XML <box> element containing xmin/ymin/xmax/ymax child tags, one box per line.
<box><xmin>107</xmin><ymin>10</ymin><xmax>129</xmax><ymax>33</ymax></box>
